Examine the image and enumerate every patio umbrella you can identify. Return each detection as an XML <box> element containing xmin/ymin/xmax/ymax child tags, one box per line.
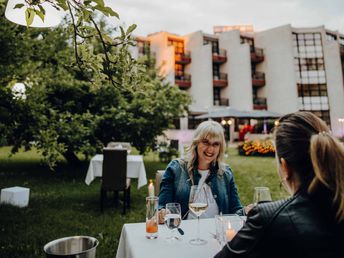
<box><xmin>195</xmin><ymin>107</ymin><xmax>283</xmax><ymax>119</ymax></box>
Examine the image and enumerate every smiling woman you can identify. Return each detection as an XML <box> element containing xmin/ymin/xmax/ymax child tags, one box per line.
<box><xmin>157</xmin><ymin>120</ymin><xmax>246</xmax><ymax>223</ymax></box>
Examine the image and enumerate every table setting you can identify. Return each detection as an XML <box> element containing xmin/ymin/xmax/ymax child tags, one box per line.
<box><xmin>116</xmin><ymin>185</ymin><xmax>247</xmax><ymax>258</ymax></box>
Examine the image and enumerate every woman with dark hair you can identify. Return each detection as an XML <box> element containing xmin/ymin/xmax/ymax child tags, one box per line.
<box><xmin>215</xmin><ymin>111</ymin><xmax>344</xmax><ymax>258</ymax></box>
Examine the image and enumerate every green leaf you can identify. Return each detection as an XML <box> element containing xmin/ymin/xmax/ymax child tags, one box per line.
<box><xmin>92</xmin><ymin>0</ymin><xmax>105</xmax><ymax>6</ymax></box>
<box><xmin>25</xmin><ymin>8</ymin><xmax>35</xmax><ymax>27</ymax></box>
<box><xmin>14</xmin><ymin>4</ymin><xmax>24</xmax><ymax>9</ymax></box>
<box><xmin>120</xmin><ymin>26</ymin><xmax>125</xmax><ymax>38</ymax></box>
<box><xmin>104</xmin><ymin>7</ymin><xmax>119</xmax><ymax>18</ymax></box>
<box><xmin>34</xmin><ymin>9</ymin><xmax>45</xmax><ymax>23</ymax></box>
<box><xmin>38</xmin><ymin>4</ymin><xmax>46</xmax><ymax>15</ymax></box>
<box><xmin>126</xmin><ymin>24</ymin><xmax>137</xmax><ymax>35</ymax></box>
<box><xmin>56</xmin><ymin>0</ymin><xmax>68</xmax><ymax>10</ymax></box>
<box><xmin>102</xmin><ymin>34</ymin><xmax>113</xmax><ymax>44</ymax></box>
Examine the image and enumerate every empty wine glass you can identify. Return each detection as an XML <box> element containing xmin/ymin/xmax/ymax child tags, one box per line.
<box><xmin>188</xmin><ymin>185</ymin><xmax>208</xmax><ymax>245</ymax></box>
<box><xmin>164</xmin><ymin>203</ymin><xmax>182</xmax><ymax>241</ymax></box>
<box><xmin>253</xmin><ymin>187</ymin><xmax>272</xmax><ymax>205</ymax></box>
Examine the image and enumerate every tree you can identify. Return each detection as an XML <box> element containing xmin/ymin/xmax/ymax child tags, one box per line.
<box><xmin>0</xmin><ymin>2</ymin><xmax>190</xmax><ymax>168</ymax></box>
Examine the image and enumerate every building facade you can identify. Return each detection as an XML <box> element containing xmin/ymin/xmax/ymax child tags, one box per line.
<box><xmin>132</xmin><ymin>24</ymin><xmax>344</xmax><ymax>137</ymax></box>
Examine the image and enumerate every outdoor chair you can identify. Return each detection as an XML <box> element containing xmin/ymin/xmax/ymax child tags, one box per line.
<box><xmin>100</xmin><ymin>149</ymin><xmax>130</xmax><ymax>214</ymax></box>
<box><xmin>155</xmin><ymin>170</ymin><xmax>165</xmax><ymax>195</ymax></box>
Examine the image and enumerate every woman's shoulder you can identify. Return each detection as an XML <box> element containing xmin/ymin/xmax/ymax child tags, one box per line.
<box><xmin>166</xmin><ymin>158</ymin><xmax>188</xmax><ymax>172</ymax></box>
<box><xmin>219</xmin><ymin>163</ymin><xmax>234</xmax><ymax>175</ymax></box>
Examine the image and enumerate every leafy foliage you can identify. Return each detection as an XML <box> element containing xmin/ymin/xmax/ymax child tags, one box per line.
<box><xmin>0</xmin><ymin>2</ymin><xmax>190</xmax><ymax>168</ymax></box>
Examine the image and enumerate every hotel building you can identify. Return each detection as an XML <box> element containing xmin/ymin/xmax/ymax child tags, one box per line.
<box><xmin>131</xmin><ymin>24</ymin><xmax>344</xmax><ymax>137</ymax></box>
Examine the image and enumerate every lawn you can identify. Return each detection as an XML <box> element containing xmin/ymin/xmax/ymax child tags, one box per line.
<box><xmin>0</xmin><ymin>146</ymin><xmax>288</xmax><ymax>258</ymax></box>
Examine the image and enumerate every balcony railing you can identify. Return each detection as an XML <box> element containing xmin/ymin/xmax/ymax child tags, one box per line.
<box><xmin>175</xmin><ymin>52</ymin><xmax>191</xmax><ymax>64</ymax></box>
<box><xmin>251</xmin><ymin>47</ymin><xmax>264</xmax><ymax>63</ymax></box>
<box><xmin>213</xmin><ymin>73</ymin><xmax>228</xmax><ymax>88</ymax></box>
<box><xmin>214</xmin><ymin>98</ymin><xmax>229</xmax><ymax>106</ymax></box>
<box><xmin>253</xmin><ymin>97</ymin><xmax>267</xmax><ymax>110</ymax></box>
<box><xmin>212</xmin><ymin>49</ymin><xmax>227</xmax><ymax>63</ymax></box>
<box><xmin>252</xmin><ymin>71</ymin><xmax>266</xmax><ymax>87</ymax></box>
<box><xmin>175</xmin><ymin>73</ymin><xmax>192</xmax><ymax>88</ymax></box>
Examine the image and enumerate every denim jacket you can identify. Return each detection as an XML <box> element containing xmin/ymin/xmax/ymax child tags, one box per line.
<box><xmin>158</xmin><ymin>159</ymin><xmax>243</xmax><ymax>217</ymax></box>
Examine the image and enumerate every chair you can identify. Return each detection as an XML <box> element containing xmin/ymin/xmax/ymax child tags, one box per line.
<box><xmin>155</xmin><ymin>170</ymin><xmax>165</xmax><ymax>195</ymax></box>
<box><xmin>100</xmin><ymin>149</ymin><xmax>130</xmax><ymax>214</ymax></box>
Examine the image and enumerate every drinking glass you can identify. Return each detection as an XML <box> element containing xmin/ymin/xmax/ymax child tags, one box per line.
<box><xmin>215</xmin><ymin>214</ymin><xmax>245</xmax><ymax>247</ymax></box>
<box><xmin>253</xmin><ymin>187</ymin><xmax>272</xmax><ymax>205</ymax></box>
<box><xmin>146</xmin><ymin>196</ymin><xmax>159</xmax><ymax>239</ymax></box>
<box><xmin>188</xmin><ymin>185</ymin><xmax>208</xmax><ymax>245</ymax></box>
<box><xmin>164</xmin><ymin>203</ymin><xmax>182</xmax><ymax>241</ymax></box>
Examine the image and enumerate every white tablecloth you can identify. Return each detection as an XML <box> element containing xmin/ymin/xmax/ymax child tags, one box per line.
<box><xmin>116</xmin><ymin>218</ymin><xmax>222</xmax><ymax>258</ymax></box>
<box><xmin>85</xmin><ymin>154</ymin><xmax>147</xmax><ymax>189</ymax></box>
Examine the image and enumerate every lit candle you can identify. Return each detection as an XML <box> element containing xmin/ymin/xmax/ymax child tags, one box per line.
<box><xmin>226</xmin><ymin>221</ymin><xmax>237</xmax><ymax>241</ymax></box>
<box><xmin>148</xmin><ymin>179</ymin><xmax>155</xmax><ymax>197</ymax></box>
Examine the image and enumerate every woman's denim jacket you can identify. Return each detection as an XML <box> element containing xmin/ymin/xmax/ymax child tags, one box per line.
<box><xmin>158</xmin><ymin>159</ymin><xmax>244</xmax><ymax>217</ymax></box>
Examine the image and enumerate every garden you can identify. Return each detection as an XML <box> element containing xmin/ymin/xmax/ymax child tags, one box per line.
<box><xmin>0</xmin><ymin>146</ymin><xmax>288</xmax><ymax>257</ymax></box>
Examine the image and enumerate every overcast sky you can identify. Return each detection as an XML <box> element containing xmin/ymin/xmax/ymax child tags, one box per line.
<box><xmin>105</xmin><ymin>0</ymin><xmax>344</xmax><ymax>36</ymax></box>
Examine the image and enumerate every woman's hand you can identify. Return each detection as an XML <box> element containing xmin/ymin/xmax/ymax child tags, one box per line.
<box><xmin>244</xmin><ymin>204</ymin><xmax>254</xmax><ymax>215</ymax></box>
<box><xmin>158</xmin><ymin>209</ymin><xmax>166</xmax><ymax>224</ymax></box>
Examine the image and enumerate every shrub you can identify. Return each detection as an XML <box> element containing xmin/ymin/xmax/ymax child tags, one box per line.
<box><xmin>238</xmin><ymin>139</ymin><xmax>275</xmax><ymax>157</ymax></box>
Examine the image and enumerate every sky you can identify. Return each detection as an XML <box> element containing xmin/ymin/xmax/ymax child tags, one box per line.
<box><xmin>105</xmin><ymin>0</ymin><xmax>344</xmax><ymax>36</ymax></box>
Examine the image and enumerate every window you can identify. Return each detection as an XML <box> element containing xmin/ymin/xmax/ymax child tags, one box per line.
<box><xmin>203</xmin><ymin>37</ymin><xmax>219</xmax><ymax>54</ymax></box>
<box><xmin>293</xmin><ymin>32</ymin><xmax>329</xmax><ymax>111</ymax></box>
<box><xmin>213</xmin><ymin>88</ymin><xmax>221</xmax><ymax>105</ymax></box>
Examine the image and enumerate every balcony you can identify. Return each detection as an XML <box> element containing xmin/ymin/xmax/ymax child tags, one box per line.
<box><xmin>253</xmin><ymin>97</ymin><xmax>267</xmax><ymax>110</ymax></box>
<box><xmin>251</xmin><ymin>47</ymin><xmax>264</xmax><ymax>63</ymax></box>
<box><xmin>212</xmin><ymin>49</ymin><xmax>227</xmax><ymax>63</ymax></box>
<box><xmin>213</xmin><ymin>73</ymin><xmax>228</xmax><ymax>88</ymax></box>
<box><xmin>214</xmin><ymin>98</ymin><xmax>229</xmax><ymax>106</ymax></box>
<box><xmin>252</xmin><ymin>72</ymin><xmax>266</xmax><ymax>87</ymax></box>
<box><xmin>175</xmin><ymin>52</ymin><xmax>191</xmax><ymax>64</ymax></box>
<box><xmin>175</xmin><ymin>73</ymin><xmax>191</xmax><ymax>88</ymax></box>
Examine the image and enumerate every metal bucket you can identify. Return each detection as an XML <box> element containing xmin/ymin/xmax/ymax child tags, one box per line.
<box><xmin>43</xmin><ymin>236</ymin><xmax>99</xmax><ymax>258</ymax></box>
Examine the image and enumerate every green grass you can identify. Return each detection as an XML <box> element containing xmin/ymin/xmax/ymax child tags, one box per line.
<box><xmin>0</xmin><ymin>146</ymin><xmax>288</xmax><ymax>258</ymax></box>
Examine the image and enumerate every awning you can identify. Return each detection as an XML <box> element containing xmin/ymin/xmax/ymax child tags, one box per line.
<box><xmin>195</xmin><ymin>107</ymin><xmax>282</xmax><ymax>119</ymax></box>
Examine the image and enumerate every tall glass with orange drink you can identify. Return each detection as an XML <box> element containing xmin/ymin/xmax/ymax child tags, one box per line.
<box><xmin>146</xmin><ymin>196</ymin><xmax>159</xmax><ymax>239</ymax></box>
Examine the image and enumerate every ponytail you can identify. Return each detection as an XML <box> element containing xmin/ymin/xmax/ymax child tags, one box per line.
<box><xmin>309</xmin><ymin>132</ymin><xmax>344</xmax><ymax>222</ymax></box>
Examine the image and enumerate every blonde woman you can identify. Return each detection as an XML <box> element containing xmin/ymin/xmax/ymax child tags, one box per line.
<box><xmin>158</xmin><ymin>120</ymin><xmax>244</xmax><ymax>222</ymax></box>
<box><xmin>215</xmin><ymin>111</ymin><xmax>344</xmax><ymax>258</ymax></box>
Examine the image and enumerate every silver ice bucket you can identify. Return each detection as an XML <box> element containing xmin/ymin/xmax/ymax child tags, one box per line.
<box><xmin>43</xmin><ymin>236</ymin><xmax>99</xmax><ymax>258</ymax></box>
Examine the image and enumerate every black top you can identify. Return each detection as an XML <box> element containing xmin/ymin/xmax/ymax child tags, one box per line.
<box><xmin>214</xmin><ymin>188</ymin><xmax>344</xmax><ymax>258</ymax></box>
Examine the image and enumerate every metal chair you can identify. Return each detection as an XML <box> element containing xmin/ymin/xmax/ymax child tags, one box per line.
<box><xmin>100</xmin><ymin>149</ymin><xmax>130</xmax><ymax>214</ymax></box>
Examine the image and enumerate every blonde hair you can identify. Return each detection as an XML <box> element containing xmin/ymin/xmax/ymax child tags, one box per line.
<box><xmin>274</xmin><ymin>112</ymin><xmax>344</xmax><ymax>222</ymax></box>
<box><xmin>185</xmin><ymin>120</ymin><xmax>226</xmax><ymax>182</ymax></box>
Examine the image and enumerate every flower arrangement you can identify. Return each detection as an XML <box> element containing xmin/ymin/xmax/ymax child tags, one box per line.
<box><xmin>238</xmin><ymin>139</ymin><xmax>275</xmax><ymax>157</ymax></box>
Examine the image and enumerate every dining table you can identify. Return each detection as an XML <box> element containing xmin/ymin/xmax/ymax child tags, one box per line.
<box><xmin>116</xmin><ymin>218</ymin><xmax>227</xmax><ymax>258</ymax></box>
<box><xmin>84</xmin><ymin>154</ymin><xmax>147</xmax><ymax>189</ymax></box>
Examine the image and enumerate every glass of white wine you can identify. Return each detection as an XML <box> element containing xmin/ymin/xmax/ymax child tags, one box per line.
<box><xmin>164</xmin><ymin>203</ymin><xmax>182</xmax><ymax>241</ymax></box>
<box><xmin>188</xmin><ymin>185</ymin><xmax>208</xmax><ymax>245</ymax></box>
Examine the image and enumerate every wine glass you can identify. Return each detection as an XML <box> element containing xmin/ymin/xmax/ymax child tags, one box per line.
<box><xmin>164</xmin><ymin>203</ymin><xmax>182</xmax><ymax>241</ymax></box>
<box><xmin>188</xmin><ymin>185</ymin><xmax>208</xmax><ymax>245</ymax></box>
<box><xmin>253</xmin><ymin>187</ymin><xmax>272</xmax><ymax>205</ymax></box>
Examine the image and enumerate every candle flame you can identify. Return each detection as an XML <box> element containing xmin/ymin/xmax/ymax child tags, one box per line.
<box><xmin>228</xmin><ymin>221</ymin><xmax>232</xmax><ymax>229</ymax></box>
